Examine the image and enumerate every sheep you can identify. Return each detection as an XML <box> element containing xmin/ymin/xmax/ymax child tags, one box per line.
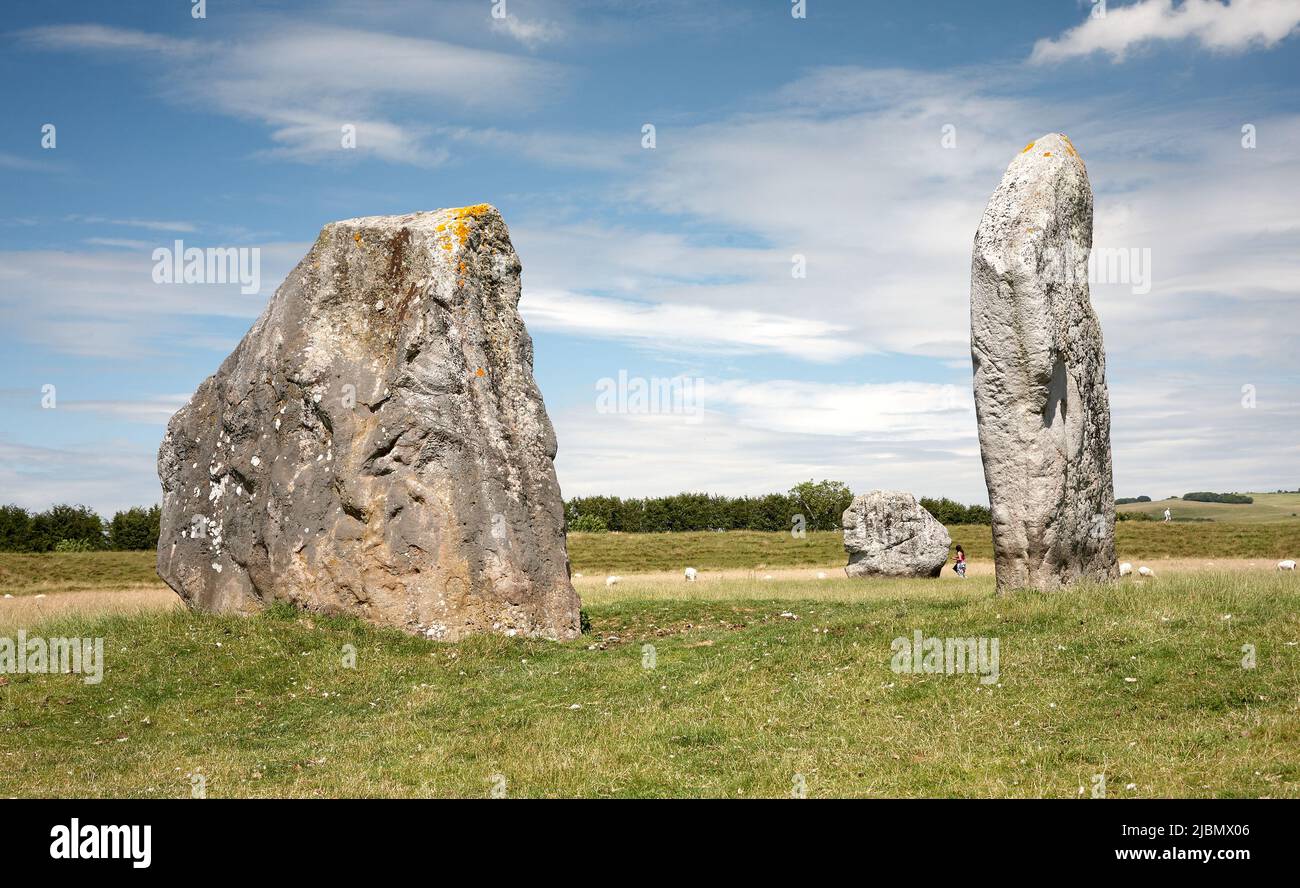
<box><xmin>1137</xmin><ymin>566</ymin><xmax>1155</xmax><ymax>578</ymax></box>
<box><xmin>605</xmin><ymin>575</ymin><xmax>622</xmax><ymax>588</ymax></box>
<box><xmin>816</xmin><ymin>571</ymin><xmax>828</xmax><ymax>580</ymax></box>
<box><xmin>1118</xmin><ymin>562</ymin><xmax>1133</xmax><ymax>577</ymax></box>
<box><xmin>1278</xmin><ymin>560</ymin><xmax>1296</xmax><ymax>571</ymax></box>
<box><xmin>684</xmin><ymin>567</ymin><xmax>697</xmax><ymax>582</ymax></box>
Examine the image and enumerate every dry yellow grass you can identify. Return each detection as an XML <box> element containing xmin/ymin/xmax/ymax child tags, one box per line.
<box><xmin>0</xmin><ymin>587</ymin><xmax>181</xmax><ymax>630</ymax></box>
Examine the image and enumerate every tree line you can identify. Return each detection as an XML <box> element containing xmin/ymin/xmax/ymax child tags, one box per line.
<box><xmin>1</xmin><ymin>483</ymin><xmax>997</xmax><ymax>551</ymax></box>
<box><xmin>565</xmin><ymin>482</ymin><xmax>991</xmax><ymax>533</ymax></box>
<box><xmin>0</xmin><ymin>504</ymin><xmax>161</xmax><ymax>552</ymax></box>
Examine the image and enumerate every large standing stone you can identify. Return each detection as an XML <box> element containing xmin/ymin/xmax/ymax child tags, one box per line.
<box><xmin>157</xmin><ymin>205</ymin><xmax>581</xmax><ymax>640</ymax></box>
<box><xmin>970</xmin><ymin>133</ymin><xmax>1117</xmax><ymax>591</ymax></box>
<box><xmin>842</xmin><ymin>491</ymin><xmax>951</xmax><ymax>578</ymax></box>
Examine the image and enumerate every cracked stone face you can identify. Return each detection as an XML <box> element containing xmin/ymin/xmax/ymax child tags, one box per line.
<box><xmin>156</xmin><ymin>205</ymin><xmax>581</xmax><ymax>641</ymax></box>
<box><xmin>842</xmin><ymin>491</ymin><xmax>951</xmax><ymax>578</ymax></box>
<box><xmin>970</xmin><ymin>133</ymin><xmax>1118</xmax><ymax>592</ymax></box>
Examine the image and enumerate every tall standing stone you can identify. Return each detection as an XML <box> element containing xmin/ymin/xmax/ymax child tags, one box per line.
<box><xmin>970</xmin><ymin>133</ymin><xmax>1117</xmax><ymax>591</ymax></box>
<box><xmin>157</xmin><ymin>205</ymin><xmax>581</xmax><ymax>640</ymax></box>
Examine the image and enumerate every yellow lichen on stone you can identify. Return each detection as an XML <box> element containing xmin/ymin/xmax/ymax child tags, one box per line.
<box><xmin>1021</xmin><ymin>141</ymin><xmax>1035</xmax><ymax>153</ymax></box>
<box><xmin>1042</xmin><ymin>151</ymin><xmax>1052</xmax><ymax>157</ymax></box>
<box><xmin>449</xmin><ymin>204</ymin><xmax>492</xmax><ymax>247</ymax></box>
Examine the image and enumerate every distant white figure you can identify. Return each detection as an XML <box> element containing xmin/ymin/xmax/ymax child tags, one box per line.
<box><xmin>605</xmin><ymin>575</ymin><xmax>621</xmax><ymax>588</ymax></box>
<box><xmin>1163</xmin><ymin>508</ymin><xmax>1172</xmax><ymax>523</ymax></box>
<box><xmin>1137</xmin><ymin>566</ymin><xmax>1155</xmax><ymax>578</ymax></box>
<box><xmin>816</xmin><ymin>571</ymin><xmax>828</xmax><ymax>580</ymax></box>
<box><xmin>684</xmin><ymin>567</ymin><xmax>697</xmax><ymax>582</ymax></box>
<box><xmin>762</xmin><ymin>574</ymin><xmax>773</xmax><ymax>581</ymax></box>
<box><xmin>574</xmin><ymin>572</ymin><xmax>584</xmax><ymax>579</ymax></box>
<box><xmin>1278</xmin><ymin>560</ymin><xmax>1296</xmax><ymax>571</ymax></box>
<box><xmin>1119</xmin><ymin>562</ymin><xmax>1133</xmax><ymax>577</ymax></box>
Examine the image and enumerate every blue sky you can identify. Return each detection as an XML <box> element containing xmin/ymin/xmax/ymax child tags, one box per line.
<box><xmin>2</xmin><ymin>0</ymin><xmax>1298</xmax><ymax>516</ymax></box>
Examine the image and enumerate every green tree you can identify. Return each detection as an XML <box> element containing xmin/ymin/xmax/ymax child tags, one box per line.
<box><xmin>109</xmin><ymin>505</ymin><xmax>162</xmax><ymax>550</ymax></box>
<box><xmin>0</xmin><ymin>504</ymin><xmax>33</xmax><ymax>551</ymax></box>
<box><xmin>28</xmin><ymin>504</ymin><xmax>106</xmax><ymax>552</ymax></box>
<box><xmin>789</xmin><ymin>480</ymin><xmax>854</xmax><ymax>531</ymax></box>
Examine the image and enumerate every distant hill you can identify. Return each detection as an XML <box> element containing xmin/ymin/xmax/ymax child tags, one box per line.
<box><xmin>1115</xmin><ymin>492</ymin><xmax>1300</xmax><ymax>524</ymax></box>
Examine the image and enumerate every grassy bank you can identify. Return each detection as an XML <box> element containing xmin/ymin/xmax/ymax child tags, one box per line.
<box><xmin>2</xmin><ymin>570</ymin><xmax>1297</xmax><ymax>797</ymax></box>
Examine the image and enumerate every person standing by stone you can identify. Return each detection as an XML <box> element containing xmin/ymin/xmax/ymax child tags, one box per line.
<box><xmin>970</xmin><ymin>133</ymin><xmax>1118</xmax><ymax>592</ymax></box>
<box><xmin>953</xmin><ymin>544</ymin><xmax>967</xmax><ymax>579</ymax></box>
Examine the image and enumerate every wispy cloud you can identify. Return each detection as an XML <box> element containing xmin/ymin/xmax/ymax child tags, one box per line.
<box><xmin>18</xmin><ymin>23</ymin><xmax>563</xmax><ymax>166</ymax></box>
<box><xmin>1031</xmin><ymin>0</ymin><xmax>1300</xmax><ymax>64</ymax></box>
<box><xmin>67</xmin><ymin>214</ymin><xmax>196</xmax><ymax>233</ymax></box>
<box><xmin>490</xmin><ymin>12</ymin><xmax>565</xmax><ymax>48</ymax></box>
<box><xmin>521</xmin><ymin>289</ymin><xmax>869</xmax><ymax>363</ymax></box>
<box><xmin>59</xmin><ymin>394</ymin><xmax>192</xmax><ymax>425</ymax></box>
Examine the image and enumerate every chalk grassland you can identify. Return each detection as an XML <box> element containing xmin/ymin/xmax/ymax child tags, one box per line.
<box><xmin>1</xmin><ymin>571</ymin><xmax>1297</xmax><ymax>798</ymax></box>
<box><xmin>2</xmin><ymin>518</ymin><xmax>1298</xmax><ymax>598</ymax></box>
<box><xmin>1116</xmin><ymin>492</ymin><xmax>1300</xmax><ymax>524</ymax></box>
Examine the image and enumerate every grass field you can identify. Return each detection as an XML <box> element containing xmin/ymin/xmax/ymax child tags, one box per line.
<box><xmin>2</xmin><ymin>571</ymin><xmax>1297</xmax><ymax>798</ymax></box>
<box><xmin>1</xmin><ymin>517</ymin><xmax>1297</xmax><ymax>598</ymax></box>
<box><xmin>3</xmin><ymin>511</ymin><xmax>1299</xmax><ymax>798</ymax></box>
<box><xmin>1117</xmin><ymin>491</ymin><xmax>1300</xmax><ymax>524</ymax></box>
<box><xmin>568</xmin><ymin>521</ymin><xmax>1299</xmax><ymax>573</ymax></box>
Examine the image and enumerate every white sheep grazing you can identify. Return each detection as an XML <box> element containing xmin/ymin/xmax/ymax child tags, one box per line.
<box><xmin>816</xmin><ymin>571</ymin><xmax>828</xmax><ymax>580</ymax></box>
<box><xmin>1278</xmin><ymin>560</ymin><xmax>1296</xmax><ymax>571</ymax></box>
<box><xmin>1137</xmin><ymin>566</ymin><xmax>1155</xmax><ymax>578</ymax></box>
<box><xmin>605</xmin><ymin>575</ymin><xmax>621</xmax><ymax>588</ymax></box>
<box><xmin>1118</xmin><ymin>562</ymin><xmax>1133</xmax><ymax>577</ymax></box>
<box><xmin>684</xmin><ymin>567</ymin><xmax>698</xmax><ymax>582</ymax></box>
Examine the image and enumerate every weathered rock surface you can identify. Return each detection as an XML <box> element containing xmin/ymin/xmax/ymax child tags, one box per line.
<box><xmin>157</xmin><ymin>205</ymin><xmax>580</xmax><ymax>640</ymax></box>
<box><xmin>842</xmin><ymin>491</ymin><xmax>951</xmax><ymax>578</ymax></box>
<box><xmin>970</xmin><ymin>133</ymin><xmax>1117</xmax><ymax>591</ymax></box>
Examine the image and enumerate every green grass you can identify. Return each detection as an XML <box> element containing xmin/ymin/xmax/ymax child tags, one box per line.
<box><xmin>566</xmin><ymin>522</ymin><xmax>1298</xmax><ymax>573</ymax></box>
<box><xmin>1117</xmin><ymin>491</ymin><xmax>1300</xmax><ymax>524</ymax></box>
<box><xmin>2</xmin><ymin>571</ymin><xmax>1298</xmax><ymax>797</ymax></box>
<box><xmin>2</xmin><ymin>515</ymin><xmax>1297</xmax><ymax>598</ymax></box>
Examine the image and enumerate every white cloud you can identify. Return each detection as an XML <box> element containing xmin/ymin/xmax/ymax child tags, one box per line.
<box><xmin>18</xmin><ymin>23</ymin><xmax>199</xmax><ymax>57</ymax></box>
<box><xmin>67</xmin><ymin>214</ymin><xmax>196</xmax><ymax>232</ymax></box>
<box><xmin>60</xmin><ymin>394</ymin><xmax>193</xmax><ymax>425</ymax></box>
<box><xmin>491</xmin><ymin>13</ymin><xmax>565</xmax><ymax>48</ymax></box>
<box><xmin>1031</xmin><ymin>0</ymin><xmax>1300</xmax><ymax>63</ymax></box>
<box><xmin>0</xmin><ymin>242</ymin><xmax>307</xmax><ymax>356</ymax></box>
<box><xmin>0</xmin><ymin>440</ymin><xmax>163</xmax><ymax>515</ymax></box>
<box><xmin>521</xmin><ymin>289</ymin><xmax>868</xmax><ymax>362</ymax></box>
<box><xmin>0</xmin><ymin>152</ymin><xmax>55</xmax><ymax>172</ymax></box>
<box><xmin>19</xmin><ymin>23</ymin><xmax>562</xmax><ymax>165</ymax></box>
<box><xmin>553</xmin><ymin>387</ymin><xmax>984</xmax><ymax>502</ymax></box>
